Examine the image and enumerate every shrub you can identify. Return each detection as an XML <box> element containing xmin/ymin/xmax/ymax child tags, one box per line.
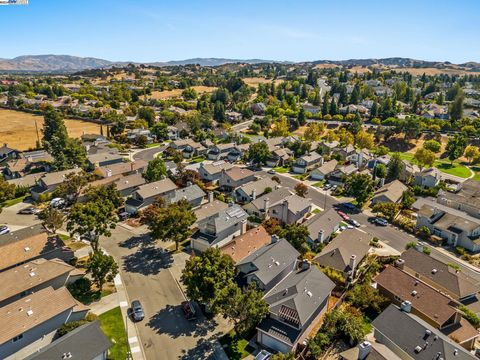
<box><xmin>57</xmin><ymin>320</ymin><xmax>89</xmax><ymax>337</ymax></box>
<box><xmin>67</xmin><ymin>278</ymin><xmax>92</xmax><ymax>299</ymax></box>
<box><xmin>459</xmin><ymin>305</ymin><xmax>480</xmax><ymax>328</ymax></box>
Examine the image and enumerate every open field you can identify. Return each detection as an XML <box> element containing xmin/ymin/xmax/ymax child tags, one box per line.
<box><xmin>243</xmin><ymin>77</ymin><xmax>284</xmax><ymax>87</ymax></box>
<box><xmin>0</xmin><ymin>109</ymin><xmax>101</xmax><ymax>150</ymax></box>
<box><xmin>146</xmin><ymin>85</ymin><xmax>217</xmax><ymax>100</ymax></box>
<box><xmin>391</xmin><ymin>67</ymin><xmax>477</xmax><ymax>76</ymax></box>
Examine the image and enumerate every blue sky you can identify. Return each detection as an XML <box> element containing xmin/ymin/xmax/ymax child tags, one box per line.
<box><xmin>1</xmin><ymin>0</ymin><xmax>479</xmax><ymax>63</ymax></box>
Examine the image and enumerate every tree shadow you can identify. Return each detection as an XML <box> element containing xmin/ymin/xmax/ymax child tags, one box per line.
<box><xmin>146</xmin><ymin>304</ymin><xmax>218</xmax><ymax>340</ymax></box>
<box><xmin>122</xmin><ymin>245</ymin><xmax>173</xmax><ymax>275</ymax></box>
<box><xmin>178</xmin><ymin>335</ymin><xmax>223</xmax><ymax>360</ymax></box>
<box><xmin>119</xmin><ymin>234</ymin><xmax>155</xmax><ymax>249</ymax></box>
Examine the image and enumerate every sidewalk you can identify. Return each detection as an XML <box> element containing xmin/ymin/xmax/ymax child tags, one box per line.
<box><xmin>89</xmin><ymin>293</ymin><xmax>119</xmax><ymax>315</ymax></box>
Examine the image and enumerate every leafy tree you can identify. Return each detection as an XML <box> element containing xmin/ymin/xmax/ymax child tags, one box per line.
<box><xmin>138</xmin><ymin>107</ymin><xmax>156</xmax><ymax>127</ymax></box>
<box><xmin>297</xmin><ymin>107</ymin><xmax>306</xmax><ymax>126</ymax></box>
<box><xmin>345</xmin><ymin>173</ymin><xmax>374</xmax><ymax>207</ymax></box>
<box><xmin>304</xmin><ymin>122</ymin><xmax>324</xmax><ymax>141</ymax></box>
<box><xmin>39</xmin><ymin>207</ymin><xmax>64</xmax><ymax>233</ymax></box>
<box><xmin>141</xmin><ymin>199</ymin><xmax>196</xmax><ymax>251</ymax></box>
<box><xmin>181</xmin><ymin>247</ymin><xmax>235</xmax><ymax>310</ymax></box>
<box><xmin>423</xmin><ymin>139</ymin><xmax>441</xmax><ymax>153</ymax></box>
<box><xmin>414</xmin><ymin>148</ymin><xmax>436</xmax><ymax>169</ymax></box>
<box><xmin>85</xmin><ymin>251</ymin><xmax>119</xmax><ymax>291</ymax></box>
<box><xmin>86</xmin><ymin>184</ymin><xmax>124</xmax><ymax>209</ymax></box>
<box><xmin>279</xmin><ymin>223</ymin><xmax>309</xmax><ymax>254</ymax></box>
<box><xmin>247</xmin><ymin>142</ymin><xmax>270</xmax><ymax>166</ymax></box>
<box><xmin>372</xmin><ymin>202</ymin><xmax>400</xmax><ymax>221</ymax></box>
<box><xmin>355</xmin><ymin>130</ymin><xmax>374</xmax><ymax>149</ymax></box>
<box><xmin>347</xmin><ymin>283</ymin><xmax>388</xmax><ymax>316</ymax></box>
<box><xmin>42</xmin><ymin>107</ymin><xmax>68</xmax><ymax>153</ymax></box>
<box><xmin>0</xmin><ymin>176</ymin><xmax>16</xmax><ymax>203</ymax></box>
<box><xmin>182</xmin><ymin>87</ymin><xmax>198</xmax><ymax>100</ymax></box>
<box><xmin>53</xmin><ymin>171</ymin><xmax>89</xmax><ymax>203</ymax></box>
<box><xmin>402</xmin><ymin>189</ymin><xmax>416</xmax><ymax>209</ymax></box>
<box><xmin>271</xmin><ymin>116</ymin><xmax>290</xmax><ymax>137</ymax></box>
<box><xmin>216</xmin><ymin>283</ymin><xmax>269</xmax><ymax>336</ymax></box>
<box><xmin>374</xmin><ymin>163</ymin><xmax>387</xmax><ymax>180</ymax></box>
<box><xmin>387</xmin><ymin>153</ymin><xmax>403</xmax><ymax>182</ymax></box>
<box><xmin>144</xmin><ymin>157</ymin><xmax>167</xmax><ymax>182</ymax></box>
<box><xmin>213</xmin><ymin>101</ymin><xmax>226</xmax><ymax>122</ymax></box>
<box><xmin>270</xmin><ymin>353</ymin><xmax>295</xmax><ymax>360</ymax></box>
<box><xmin>464</xmin><ymin>145</ymin><xmax>479</xmax><ymax>164</ymax></box>
<box><xmin>294</xmin><ymin>182</ymin><xmax>308</xmax><ymax>197</ymax></box>
<box><xmin>150</xmin><ymin>122</ymin><xmax>169</xmax><ymax>141</ymax></box>
<box><xmin>459</xmin><ymin>305</ymin><xmax>480</xmax><ymax>328</ymax></box>
<box><xmin>449</xmin><ymin>90</ymin><xmax>464</xmax><ymax>122</ymax></box>
<box><xmin>165</xmin><ymin>147</ymin><xmax>184</xmax><ymax>164</ymax></box>
<box><xmin>446</xmin><ymin>134</ymin><xmax>467</xmax><ymax>163</ymax></box>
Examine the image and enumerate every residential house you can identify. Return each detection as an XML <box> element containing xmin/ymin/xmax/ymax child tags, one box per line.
<box><xmin>304</xmin><ymin>208</ymin><xmax>343</xmax><ymax>246</ymax></box>
<box><xmin>302</xmin><ymin>104</ymin><xmax>322</xmax><ymax>115</ymax></box>
<box><xmin>124</xmin><ymin>178</ymin><xmax>178</xmax><ymax>214</ymax></box>
<box><xmin>96</xmin><ymin>160</ymin><xmax>147</xmax><ymax>178</ymax></box>
<box><xmin>265</xmin><ymin>193</ymin><xmax>312</xmax><ymax>225</ymax></box>
<box><xmin>400</xmin><ymin>159</ymin><xmax>420</xmax><ymax>182</ymax></box>
<box><xmin>227</xmin><ymin>144</ymin><xmax>249</xmax><ymax>162</ymax></box>
<box><xmin>2</xmin><ymin>150</ymin><xmax>52</xmax><ymax>180</ymax></box>
<box><xmin>371</xmin><ymin>180</ymin><xmax>408</xmax><ymax>205</ymax></box>
<box><xmin>0</xmin><ymin>225</ymin><xmax>73</xmax><ymax>272</ymax></box>
<box><xmin>169</xmin><ymin>139</ymin><xmax>206</xmax><ymax>158</ymax></box>
<box><xmin>251</xmin><ymin>102</ymin><xmax>266</xmax><ymax>115</ymax></box>
<box><xmin>243</xmin><ymin>187</ymin><xmax>292</xmax><ymax>219</ymax></box>
<box><xmin>372</xmin><ymin>305</ymin><xmax>475</xmax><ymax>360</ymax></box>
<box><xmin>235</xmin><ymin>177</ymin><xmax>278</xmax><ymax>203</ymax></box>
<box><xmin>314</xmin><ymin>229</ymin><xmax>371</xmax><ymax>280</ymax></box>
<box><xmin>226</xmin><ymin>110</ymin><xmax>242</xmax><ymax>123</ymax></box>
<box><xmin>0</xmin><ymin>144</ymin><xmax>19</xmax><ymax>162</ymax></box>
<box><xmin>0</xmin><ymin>258</ymin><xmax>82</xmax><ymax>307</ymax></box>
<box><xmin>367</xmin><ymin>154</ymin><xmax>391</xmax><ymax>170</ymax></box>
<box><xmin>127</xmin><ymin>128</ymin><xmax>155</xmax><ymax>144</ymax></box>
<box><xmin>333</xmin><ymin>144</ymin><xmax>356</xmax><ymax>161</ymax></box>
<box><xmin>169</xmin><ymin>183</ymin><xmax>205</xmax><ymax>208</ymax></box>
<box><xmin>437</xmin><ymin>179</ymin><xmax>480</xmax><ymax>219</ymax></box>
<box><xmin>191</xmin><ymin>204</ymin><xmax>248</xmax><ymax>252</ymax></box>
<box><xmin>193</xmin><ymin>197</ymin><xmax>229</xmax><ymax>226</ymax></box>
<box><xmin>339</xmin><ymin>341</ymin><xmax>401</xmax><ymax>360</ymax></box>
<box><xmin>24</xmin><ymin>321</ymin><xmax>111</xmax><ymax>360</ymax></box>
<box><xmin>219</xmin><ymin>225</ymin><xmax>271</xmax><ymax>263</ymax></box>
<box><xmin>30</xmin><ymin>168</ymin><xmax>82</xmax><ymax>201</ymax></box>
<box><xmin>219</xmin><ymin>167</ymin><xmax>256</xmax><ymax>191</ymax></box>
<box><xmin>167</xmin><ymin>125</ymin><xmax>179</xmax><ymax>140</ymax></box>
<box><xmin>237</xmin><ymin>237</ymin><xmax>299</xmax><ymax>292</ymax></box>
<box><xmin>87</xmin><ymin>151</ymin><xmax>125</xmax><ymax>170</ymax></box>
<box><xmin>266</xmin><ymin>148</ymin><xmax>293</xmax><ymax>167</ymax></box>
<box><xmin>207</xmin><ymin>143</ymin><xmax>236</xmax><ymax>161</ymax></box>
<box><xmin>310</xmin><ymin>159</ymin><xmax>338</xmax><ymax>181</ymax></box>
<box><xmin>328</xmin><ymin>164</ymin><xmax>358</xmax><ymax>186</ymax></box>
<box><xmin>414</xmin><ymin>167</ymin><xmax>441</xmax><ymax>188</ymax></box>
<box><xmin>292</xmin><ymin>152</ymin><xmax>323</xmax><ymax>174</ymax></box>
<box><xmin>0</xmin><ymin>287</ymin><xmax>89</xmax><ymax>360</ymax></box>
<box><xmin>319</xmin><ymin>141</ymin><xmax>340</xmax><ymax>156</ymax></box>
<box><xmin>416</xmin><ymin>201</ymin><xmax>480</xmax><ymax>252</ymax></box>
<box><xmin>113</xmin><ymin>173</ymin><xmax>147</xmax><ymax>197</ymax></box>
<box><xmin>397</xmin><ymin>248</ymin><xmax>480</xmax><ymax>305</ymax></box>
<box><xmin>256</xmin><ymin>261</ymin><xmax>335</xmax><ymax>353</ymax></box>
<box><xmin>198</xmin><ymin>161</ymin><xmax>234</xmax><ymax>183</ymax></box>
<box><xmin>7</xmin><ymin>172</ymin><xmax>46</xmax><ymax>188</ymax></box>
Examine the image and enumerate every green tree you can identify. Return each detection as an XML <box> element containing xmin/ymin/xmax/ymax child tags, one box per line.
<box><xmin>42</xmin><ymin>107</ymin><xmax>68</xmax><ymax>153</ymax></box>
<box><xmin>355</xmin><ymin>130</ymin><xmax>374</xmax><ymax>149</ymax></box>
<box><xmin>138</xmin><ymin>107</ymin><xmax>156</xmax><ymax>127</ymax></box>
<box><xmin>446</xmin><ymin>134</ymin><xmax>467</xmax><ymax>164</ymax></box>
<box><xmin>213</xmin><ymin>101</ymin><xmax>226</xmax><ymax>122</ymax></box>
<box><xmin>387</xmin><ymin>153</ymin><xmax>403</xmax><ymax>182</ymax></box>
<box><xmin>279</xmin><ymin>223</ymin><xmax>309</xmax><ymax>254</ymax></box>
<box><xmin>39</xmin><ymin>207</ymin><xmax>64</xmax><ymax>233</ymax></box>
<box><xmin>449</xmin><ymin>90</ymin><xmax>464</xmax><ymax>122</ymax></box>
<box><xmin>423</xmin><ymin>139</ymin><xmax>441</xmax><ymax>153</ymax></box>
<box><xmin>141</xmin><ymin>199</ymin><xmax>196</xmax><ymax>251</ymax></box>
<box><xmin>464</xmin><ymin>145</ymin><xmax>479</xmax><ymax>164</ymax></box>
<box><xmin>294</xmin><ymin>182</ymin><xmax>308</xmax><ymax>197</ymax></box>
<box><xmin>374</xmin><ymin>163</ymin><xmax>387</xmax><ymax>180</ymax></box>
<box><xmin>347</xmin><ymin>283</ymin><xmax>388</xmax><ymax>316</ymax></box>
<box><xmin>144</xmin><ymin>157</ymin><xmax>167</xmax><ymax>182</ymax></box>
<box><xmin>182</xmin><ymin>87</ymin><xmax>198</xmax><ymax>100</ymax></box>
<box><xmin>53</xmin><ymin>171</ymin><xmax>89</xmax><ymax>203</ymax></box>
<box><xmin>0</xmin><ymin>176</ymin><xmax>16</xmax><ymax>203</ymax></box>
<box><xmin>414</xmin><ymin>148</ymin><xmax>436</xmax><ymax>169</ymax></box>
<box><xmin>372</xmin><ymin>202</ymin><xmax>400</xmax><ymax>221</ymax></box>
<box><xmin>85</xmin><ymin>251</ymin><xmax>119</xmax><ymax>291</ymax></box>
<box><xmin>297</xmin><ymin>108</ymin><xmax>306</xmax><ymax>126</ymax></box>
<box><xmin>150</xmin><ymin>122</ymin><xmax>169</xmax><ymax>141</ymax></box>
<box><xmin>247</xmin><ymin>142</ymin><xmax>270</xmax><ymax>166</ymax></box>
<box><xmin>402</xmin><ymin>189</ymin><xmax>416</xmax><ymax>209</ymax></box>
<box><xmin>181</xmin><ymin>247</ymin><xmax>235</xmax><ymax>310</ymax></box>
<box><xmin>345</xmin><ymin>173</ymin><xmax>375</xmax><ymax>207</ymax></box>
<box><xmin>304</xmin><ymin>122</ymin><xmax>324</xmax><ymax>141</ymax></box>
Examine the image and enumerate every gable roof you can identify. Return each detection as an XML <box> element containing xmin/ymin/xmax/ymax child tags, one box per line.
<box><xmin>170</xmin><ymin>184</ymin><xmax>206</xmax><ymax>203</ymax></box>
<box><xmin>194</xmin><ymin>200</ymin><xmax>229</xmax><ymax>223</ymax></box>
<box><xmin>97</xmin><ymin>160</ymin><xmax>147</xmax><ymax>178</ymax></box>
<box><xmin>200</xmin><ymin>160</ymin><xmax>233</xmax><ymax>175</ymax></box>
<box><xmin>0</xmin><ymin>144</ymin><xmax>17</xmax><ymax>156</ymax></box>
<box><xmin>249</xmin><ymin>187</ymin><xmax>293</xmax><ymax>212</ymax></box>
<box><xmin>314</xmin><ymin>229</ymin><xmax>371</xmax><ymax>272</ymax></box>
<box><xmin>238</xmin><ymin>239</ymin><xmax>300</xmax><ymax>286</ymax></box>
<box><xmin>236</xmin><ymin>177</ymin><xmax>277</xmax><ymax>197</ymax></box>
<box><xmin>270</xmin><ymin>193</ymin><xmax>312</xmax><ymax>215</ymax></box>
<box><xmin>298</xmin><ymin>152</ymin><xmax>322</xmax><ymax>163</ymax></box>
<box><xmin>374</xmin><ymin>266</ymin><xmax>457</xmax><ymax>327</ymax></box>
<box><xmin>24</xmin><ymin>320</ymin><xmax>111</xmax><ymax>360</ymax></box>
<box><xmin>0</xmin><ymin>258</ymin><xmax>76</xmax><ymax>303</ymax></box>
<box><xmin>304</xmin><ymin>208</ymin><xmax>343</xmax><ymax>240</ymax></box>
<box><xmin>219</xmin><ymin>226</ymin><xmax>271</xmax><ymax>263</ymax></box>
<box><xmin>40</xmin><ymin>168</ymin><xmax>82</xmax><ymax>187</ymax></box>
<box><xmin>211</xmin><ymin>204</ymin><xmax>248</xmax><ymax>234</ymax></box>
<box><xmin>264</xmin><ymin>265</ymin><xmax>335</xmax><ymax>327</ymax></box>
<box><xmin>372</xmin><ymin>305</ymin><xmax>474</xmax><ymax>360</ymax></box>
<box><xmin>373</xmin><ymin>179</ymin><xmax>407</xmax><ymax>202</ymax></box>
<box><xmin>223</xmin><ymin>167</ymin><xmax>255</xmax><ymax>181</ymax></box>
<box><xmin>312</xmin><ymin>159</ymin><xmax>337</xmax><ymax>175</ymax></box>
<box><xmin>114</xmin><ymin>173</ymin><xmax>147</xmax><ymax>191</ymax></box>
<box><xmin>400</xmin><ymin>248</ymin><xmax>479</xmax><ymax>300</ymax></box>
<box><xmin>135</xmin><ymin>178</ymin><xmax>177</xmax><ymax>199</ymax></box>
<box><xmin>0</xmin><ymin>287</ymin><xmax>82</xmax><ymax>345</ymax></box>
<box><xmin>0</xmin><ymin>225</ymin><xmax>66</xmax><ymax>271</ymax></box>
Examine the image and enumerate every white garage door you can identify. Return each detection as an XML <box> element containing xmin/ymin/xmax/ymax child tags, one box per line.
<box><xmin>259</xmin><ymin>332</ymin><xmax>291</xmax><ymax>354</ymax></box>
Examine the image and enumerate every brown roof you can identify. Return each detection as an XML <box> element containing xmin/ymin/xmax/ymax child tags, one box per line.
<box><xmin>0</xmin><ymin>225</ymin><xmax>66</xmax><ymax>271</ymax></box>
<box><xmin>96</xmin><ymin>160</ymin><xmax>147</xmax><ymax>178</ymax></box>
<box><xmin>374</xmin><ymin>266</ymin><xmax>458</xmax><ymax>328</ymax></box>
<box><xmin>193</xmin><ymin>200</ymin><xmax>229</xmax><ymax>224</ymax></box>
<box><xmin>0</xmin><ymin>258</ymin><xmax>76</xmax><ymax>303</ymax></box>
<box><xmin>0</xmin><ymin>287</ymin><xmax>82</xmax><ymax>344</ymax></box>
<box><xmin>224</xmin><ymin>167</ymin><xmax>255</xmax><ymax>181</ymax></box>
<box><xmin>219</xmin><ymin>226</ymin><xmax>271</xmax><ymax>263</ymax></box>
<box><xmin>441</xmin><ymin>317</ymin><xmax>479</xmax><ymax>344</ymax></box>
<box><xmin>373</xmin><ymin>179</ymin><xmax>407</xmax><ymax>203</ymax></box>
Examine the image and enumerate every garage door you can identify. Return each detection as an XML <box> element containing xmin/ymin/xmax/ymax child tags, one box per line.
<box><xmin>259</xmin><ymin>332</ymin><xmax>291</xmax><ymax>354</ymax></box>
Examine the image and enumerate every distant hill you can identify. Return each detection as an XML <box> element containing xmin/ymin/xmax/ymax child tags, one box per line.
<box><xmin>0</xmin><ymin>54</ymin><xmax>478</xmax><ymax>72</ymax></box>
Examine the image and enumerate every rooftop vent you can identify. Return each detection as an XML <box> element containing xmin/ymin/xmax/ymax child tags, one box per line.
<box><xmin>414</xmin><ymin>345</ymin><xmax>422</xmax><ymax>353</ymax></box>
<box><xmin>432</xmin><ymin>268</ymin><xmax>438</xmax><ymax>274</ymax></box>
<box><xmin>307</xmin><ymin>291</ymin><xmax>313</xmax><ymax>297</ymax></box>
<box><xmin>27</xmin><ymin>310</ymin><xmax>33</xmax><ymax>316</ymax></box>
<box><xmin>412</xmin><ymin>290</ymin><xmax>418</xmax><ymax>296</ymax></box>
<box><xmin>24</xmin><ymin>247</ymin><xmax>30</xmax><ymax>252</ymax></box>
<box><xmin>29</xmin><ymin>272</ymin><xmax>35</xmax><ymax>277</ymax></box>
<box><xmin>62</xmin><ymin>352</ymin><xmax>73</xmax><ymax>359</ymax></box>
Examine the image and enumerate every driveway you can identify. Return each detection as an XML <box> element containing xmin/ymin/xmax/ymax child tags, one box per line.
<box><xmin>100</xmin><ymin>226</ymin><xmax>230</xmax><ymax>360</ymax></box>
<box><xmin>0</xmin><ymin>201</ymin><xmax>41</xmax><ymax>229</ymax></box>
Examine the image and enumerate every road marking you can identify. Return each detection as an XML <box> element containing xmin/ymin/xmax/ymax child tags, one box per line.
<box><xmin>131</xmin><ymin>346</ymin><xmax>141</xmax><ymax>354</ymax></box>
<box><xmin>120</xmin><ymin>301</ymin><xmax>129</xmax><ymax>307</ymax></box>
<box><xmin>114</xmin><ymin>274</ymin><xmax>122</xmax><ymax>286</ymax></box>
<box><xmin>128</xmin><ymin>336</ymin><xmax>138</xmax><ymax>344</ymax></box>
<box><xmin>356</xmin><ymin>228</ymin><xmax>367</xmax><ymax>234</ymax></box>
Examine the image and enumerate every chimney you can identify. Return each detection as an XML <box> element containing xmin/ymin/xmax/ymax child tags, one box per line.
<box><xmin>264</xmin><ymin>197</ymin><xmax>270</xmax><ymax>213</ymax></box>
<box><xmin>106</xmin><ymin>169</ymin><xmax>112</xmax><ymax>177</ymax></box>
<box><xmin>319</xmin><ymin>156</ymin><xmax>324</xmax><ymax>166</ymax></box>
<box><xmin>379</xmin><ymin>177</ymin><xmax>385</xmax><ymax>187</ymax></box>
<box><xmin>401</xmin><ymin>300</ymin><xmax>412</xmax><ymax>313</ymax></box>
<box><xmin>317</xmin><ymin>229</ymin><xmax>325</xmax><ymax>243</ymax></box>
<box><xmin>358</xmin><ymin>341</ymin><xmax>372</xmax><ymax>360</ymax></box>
<box><xmin>395</xmin><ymin>258</ymin><xmax>405</xmax><ymax>270</ymax></box>
<box><xmin>186</xmin><ymin>181</ymin><xmax>192</xmax><ymax>187</ymax></box>
<box><xmin>252</xmin><ymin>188</ymin><xmax>257</xmax><ymax>200</ymax></box>
<box><xmin>208</xmin><ymin>191</ymin><xmax>214</xmax><ymax>203</ymax></box>
<box><xmin>241</xmin><ymin>219</ymin><xmax>247</xmax><ymax>234</ymax></box>
<box><xmin>349</xmin><ymin>254</ymin><xmax>357</xmax><ymax>274</ymax></box>
<box><xmin>271</xmin><ymin>234</ymin><xmax>280</xmax><ymax>244</ymax></box>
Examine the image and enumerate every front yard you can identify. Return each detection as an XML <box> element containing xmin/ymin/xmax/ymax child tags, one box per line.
<box><xmin>99</xmin><ymin>307</ymin><xmax>129</xmax><ymax>360</ymax></box>
<box><xmin>219</xmin><ymin>329</ymin><xmax>255</xmax><ymax>360</ymax></box>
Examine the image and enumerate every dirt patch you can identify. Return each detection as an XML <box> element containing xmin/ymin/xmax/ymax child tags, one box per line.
<box><xmin>145</xmin><ymin>85</ymin><xmax>217</xmax><ymax>100</ymax></box>
<box><xmin>0</xmin><ymin>109</ymin><xmax>101</xmax><ymax>150</ymax></box>
<box><xmin>243</xmin><ymin>77</ymin><xmax>284</xmax><ymax>87</ymax></box>
<box><xmin>392</xmin><ymin>67</ymin><xmax>476</xmax><ymax>76</ymax></box>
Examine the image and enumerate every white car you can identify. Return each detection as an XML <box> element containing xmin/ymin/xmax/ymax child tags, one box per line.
<box><xmin>255</xmin><ymin>350</ymin><xmax>272</xmax><ymax>360</ymax></box>
<box><xmin>0</xmin><ymin>225</ymin><xmax>10</xmax><ymax>235</ymax></box>
<box><xmin>50</xmin><ymin>198</ymin><xmax>66</xmax><ymax>208</ymax></box>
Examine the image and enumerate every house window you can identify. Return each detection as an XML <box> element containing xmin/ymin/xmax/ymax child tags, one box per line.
<box><xmin>12</xmin><ymin>334</ymin><xmax>23</xmax><ymax>343</ymax></box>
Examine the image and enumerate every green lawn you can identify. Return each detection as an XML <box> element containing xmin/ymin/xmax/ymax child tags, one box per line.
<box><xmin>99</xmin><ymin>307</ymin><xmax>129</xmax><ymax>360</ymax></box>
<box><xmin>471</xmin><ymin>167</ymin><xmax>480</xmax><ymax>181</ymax></box>
<box><xmin>146</xmin><ymin>142</ymin><xmax>161</xmax><ymax>148</ymax></box>
<box><xmin>219</xmin><ymin>330</ymin><xmax>254</xmax><ymax>360</ymax></box>
<box><xmin>189</xmin><ymin>156</ymin><xmax>205</xmax><ymax>163</ymax></box>
<box><xmin>391</xmin><ymin>152</ymin><xmax>472</xmax><ymax>179</ymax></box>
<box><xmin>272</xmin><ymin>166</ymin><xmax>289</xmax><ymax>173</ymax></box>
<box><xmin>312</xmin><ymin>180</ymin><xmax>326</xmax><ymax>188</ymax></box>
<box><xmin>59</xmin><ymin>234</ymin><xmax>88</xmax><ymax>251</ymax></box>
<box><xmin>312</xmin><ymin>208</ymin><xmax>322</xmax><ymax>214</ymax></box>
<box><xmin>2</xmin><ymin>195</ymin><xmax>28</xmax><ymax>207</ymax></box>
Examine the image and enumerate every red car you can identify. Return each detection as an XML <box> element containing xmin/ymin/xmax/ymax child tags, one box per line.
<box><xmin>337</xmin><ymin>211</ymin><xmax>350</xmax><ymax>221</ymax></box>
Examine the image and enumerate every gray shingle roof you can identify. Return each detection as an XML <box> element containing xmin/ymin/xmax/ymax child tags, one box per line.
<box><xmin>135</xmin><ymin>178</ymin><xmax>177</xmax><ymax>199</ymax></box>
<box><xmin>170</xmin><ymin>184</ymin><xmax>206</xmax><ymax>203</ymax></box>
<box><xmin>304</xmin><ymin>208</ymin><xmax>343</xmax><ymax>240</ymax></box>
<box><xmin>236</xmin><ymin>177</ymin><xmax>277</xmax><ymax>197</ymax></box>
<box><xmin>249</xmin><ymin>188</ymin><xmax>293</xmax><ymax>212</ymax></box>
<box><xmin>40</xmin><ymin>168</ymin><xmax>82</xmax><ymax>187</ymax></box>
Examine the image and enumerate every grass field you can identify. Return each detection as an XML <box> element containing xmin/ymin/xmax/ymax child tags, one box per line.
<box><xmin>219</xmin><ymin>330</ymin><xmax>254</xmax><ymax>360</ymax></box>
<box><xmin>0</xmin><ymin>109</ymin><xmax>101</xmax><ymax>150</ymax></box>
<box><xmin>146</xmin><ymin>85</ymin><xmax>216</xmax><ymax>100</ymax></box>
<box><xmin>243</xmin><ymin>77</ymin><xmax>284</xmax><ymax>87</ymax></box>
<box><xmin>99</xmin><ymin>307</ymin><xmax>129</xmax><ymax>360</ymax></box>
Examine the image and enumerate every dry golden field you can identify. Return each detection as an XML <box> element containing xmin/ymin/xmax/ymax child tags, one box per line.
<box><xmin>145</xmin><ymin>85</ymin><xmax>217</xmax><ymax>100</ymax></box>
<box><xmin>0</xmin><ymin>109</ymin><xmax>101</xmax><ymax>150</ymax></box>
<box><xmin>243</xmin><ymin>77</ymin><xmax>285</xmax><ymax>87</ymax></box>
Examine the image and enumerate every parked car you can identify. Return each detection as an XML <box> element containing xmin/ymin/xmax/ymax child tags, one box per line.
<box><xmin>324</xmin><ymin>183</ymin><xmax>332</xmax><ymax>190</ymax></box>
<box><xmin>373</xmin><ymin>217</ymin><xmax>388</xmax><ymax>226</ymax></box>
<box><xmin>337</xmin><ymin>211</ymin><xmax>350</xmax><ymax>221</ymax></box>
<box><xmin>18</xmin><ymin>206</ymin><xmax>40</xmax><ymax>215</ymax></box>
<box><xmin>118</xmin><ymin>211</ymin><xmax>130</xmax><ymax>221</ymax></box>
<box><xmin>130</xmin><ymin>300</ymin><xmax>145</xmax><ymax>322</ymax></box>
<box><xmin>181</xmin><ymin>301</ymin><xmax>197</xmax><ymax>320</ymax></box>
<box><xmin>50</xmin><ymin>197</ymin><xmax>66</xmax><ymax>209</ymax></box>
<box><xmin>0</xmin><ymin>225</ymin><xmax>10</xmax><ymax>235</ymax></box>
<box><xmin>255</xmin><ymin>350</ymin><xmax>272</xmax><ymax>360</ymax></box>
<box><xmin>348</xmin><ymin>218</ymin><xmax>360</xmax><ymax>227</ymax></box>
<box><xmin>267</xmin><ymin>169</ymin><xmax>276</xmax><ymax>175</ymax></box>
